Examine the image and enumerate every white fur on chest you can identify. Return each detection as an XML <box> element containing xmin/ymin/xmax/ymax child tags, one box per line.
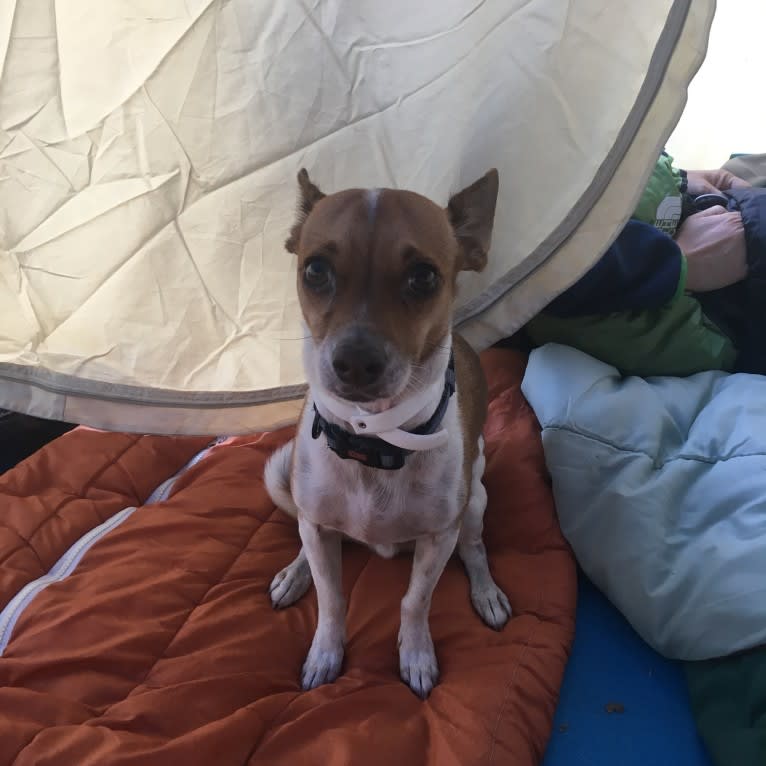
<box><xmin>292</xmin><ymin>400</ymin><xmax>465</xmax><ymax>548</ymax></box>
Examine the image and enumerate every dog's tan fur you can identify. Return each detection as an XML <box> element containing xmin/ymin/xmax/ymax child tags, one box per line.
<box><xmin>453</xmin><ymin>333</ymin><xmax>488</xmax><ymax>484</ymax></box>
<box><xmin>264</xmin><ymin>168</ymin><xmax>509</xmax><ymax>698</ymax></box>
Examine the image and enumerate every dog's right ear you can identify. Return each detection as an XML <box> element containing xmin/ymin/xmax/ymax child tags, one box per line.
<box><xmin>285</xmin><ymin>169</ymin><xmax>325</xmax><ymax>253</ymax></box>
<box><xmin>447</xmin><ymin>168</ymin><xmax>499</xmax><ymax>273</ymax></box>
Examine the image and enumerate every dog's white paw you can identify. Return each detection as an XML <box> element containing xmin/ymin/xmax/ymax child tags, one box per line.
<box><xmin>471</xmin><ymin>583</ymin><xmax>512</xmax><ymax>630</ymax></box>
<box><xmin>269</xmin><ymin>558</ymin><xmax>312</xmax><ymax>609</ymax></box>
<box><xmin>399</xmin><ymin>643</ymin><xmax>439</xmax><ymax>699</ymax></box>
<box><xmin>301</xmin><ymin>642</ymin><xmax>344</xmax><ymax>691</ymax></box>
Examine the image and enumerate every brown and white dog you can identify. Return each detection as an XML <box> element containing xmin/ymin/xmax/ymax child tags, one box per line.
<box><xmin>264</xmin><ymin>168</ymin><xmax>510</xmax><ymax>698</ymax></box>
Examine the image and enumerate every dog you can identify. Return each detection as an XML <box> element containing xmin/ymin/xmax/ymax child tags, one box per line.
<box><xmin>264</xmin><ymin>167</ymin><xmax>510</xmax><ymax>698</ymax></box>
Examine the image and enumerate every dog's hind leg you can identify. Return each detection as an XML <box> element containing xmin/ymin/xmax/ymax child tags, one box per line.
<box><xmin>265</xmin><ymin>440</ymin><xmax>314</xmax><ymax>608</ymax></box>
<box><xmin>457</xmin><ymin>436</ymin><xmax>512</xmax><ymax>629</ymax></box>
<box><xmin>264</xmin><ymin>440</ymin><xmax>299</xmax><ymax>517</ymax></box>
<box><xmin>269</xmin><ymin>547</ymin><xmax>313</xmax><ymax>608</ymax></box>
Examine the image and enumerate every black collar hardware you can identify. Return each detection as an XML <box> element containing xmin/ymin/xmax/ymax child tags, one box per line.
<box><xmin>311</xmin><ymin>352</ymin><xmax>456</xmax><ymax>470</ymax></box>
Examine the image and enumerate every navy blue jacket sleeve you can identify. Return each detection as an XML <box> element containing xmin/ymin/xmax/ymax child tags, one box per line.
<box><xmin>545</xmin><ymin>219</ymin><xmax>684</xmax><ymax>317</ymax></box>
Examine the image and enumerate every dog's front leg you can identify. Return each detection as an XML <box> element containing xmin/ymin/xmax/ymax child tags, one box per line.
<box><xmin>298</xmin><ymin>516</ymin><xmax>345</xmax><ymax>690</ymax></box>
<box><xmin>398</xmin><ymin>525</ymin><xmax>460</xmax><ymax>699</ymax></box>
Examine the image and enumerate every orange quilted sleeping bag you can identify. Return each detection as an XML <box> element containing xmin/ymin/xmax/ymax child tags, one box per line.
<box><xmin>0</xmin><ymin>349</ymin><xmax>576</xmax><ymax>765</ymax></box>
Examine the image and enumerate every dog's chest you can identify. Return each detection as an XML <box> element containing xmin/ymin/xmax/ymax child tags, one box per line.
<box><xmin>292</xmin><ymin>412</ymin><xmax>464</xmax><ymax>546</ymax></box>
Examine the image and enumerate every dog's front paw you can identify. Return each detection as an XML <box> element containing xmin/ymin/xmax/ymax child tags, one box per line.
<box><xmin>399</xmin><ymin>641</ymin><xmax>439</xmax><ymax>699</ymax></box>
<box><xmin>269</xmin><ymin>556</ymin><xmax>312</xmax><ymax>609</ymax></box>
<box><xmin>471</xmin><ymin>583</ymin><xmax>512</xmax><ymax>630</ymax></box>
<box><xmin>301</xmin><ymin>641</ymin><xmax>344</xmax><ymax>691</ymax></box>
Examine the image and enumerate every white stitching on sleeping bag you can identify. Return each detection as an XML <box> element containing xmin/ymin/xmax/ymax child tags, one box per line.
<box><xmin>0</xmin><ymin>438</ymin><xmax>225</xmax><ymax>655</ymax></box>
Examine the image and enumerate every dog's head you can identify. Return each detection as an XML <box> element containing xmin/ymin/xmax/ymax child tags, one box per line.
<box><xmin>285</xmin><ymin>168</ymin><xmax>499</xmax><ymax>404</ymax></box>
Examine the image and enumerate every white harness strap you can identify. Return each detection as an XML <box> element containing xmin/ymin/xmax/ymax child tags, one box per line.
<box><xmin>313</xmin><ymin>377</ymin><xmax>449</xmax><ymax>452</ymax></box>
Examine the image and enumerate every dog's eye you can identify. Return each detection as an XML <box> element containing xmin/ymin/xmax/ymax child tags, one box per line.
<box><xmin>303</xmin><ymin>257</ymin><xmax>333</xmax><ymax>292</ymax></box>
<box><xmin>406</xmin><ymin>263</ymin><xmax>440</xmax><ymax>298</ymax></box>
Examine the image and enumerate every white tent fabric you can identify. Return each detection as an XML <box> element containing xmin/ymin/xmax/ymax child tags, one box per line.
<box><xmin>0</xmin><ymin>0</ymin><xmax>715</xmax><ymax>435</ymax></box>
<box><xmin>667</xmin><ymin>0</ymin><xmax>766</xmax><ymax>168</ymax></box>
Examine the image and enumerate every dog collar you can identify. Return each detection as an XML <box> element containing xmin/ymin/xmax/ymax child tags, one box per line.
<box><xmin>311</xmin><ymin>352</ymin><xmax>456</xmax><ymax>470</ymax></box>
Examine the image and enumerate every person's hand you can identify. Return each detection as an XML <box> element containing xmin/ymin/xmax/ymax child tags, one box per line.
<box><xmin>686</xmin><ymin>169</ymin><xmax>751</xmax><ymax>196</ymax></box>
<box><xmin>675</xmin><ymin>206</ymin><xmax>748</xmax><ymax>292</ymax></box>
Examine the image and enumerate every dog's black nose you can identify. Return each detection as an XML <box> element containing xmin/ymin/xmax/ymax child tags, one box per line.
<box><xmin>332</xmin><ymin>335</ymin><xmax>387</xmax><ymax>389</ymax></box>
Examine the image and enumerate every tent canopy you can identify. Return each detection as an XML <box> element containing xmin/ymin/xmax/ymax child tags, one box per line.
<box><xmin>0</xmin><ymin>0</ymin><xmax>715</xmax><ymax>435</ymax></box>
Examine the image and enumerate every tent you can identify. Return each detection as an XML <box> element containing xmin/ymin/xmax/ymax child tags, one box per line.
<box><xmin>0</xmin><ymin>0</ymin><xmax>715</xmax><ymax>435</ymax></box>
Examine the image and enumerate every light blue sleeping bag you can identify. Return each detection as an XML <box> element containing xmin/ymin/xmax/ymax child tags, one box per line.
<box><xmin>522</xmin><ymin>343</ymin><xmax>766</xmax><ymax>660</ymax></box>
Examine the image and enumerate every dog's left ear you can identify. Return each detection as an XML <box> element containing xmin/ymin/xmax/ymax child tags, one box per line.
<box><xmin>447</xmin><ymin>168</ymin><xmax>499</xmax><ymax>272</ymax></box>
<box><xmin>285</xmin><ymin>168</ymin><xmax>326</xmax><ymax>253</ymax></box>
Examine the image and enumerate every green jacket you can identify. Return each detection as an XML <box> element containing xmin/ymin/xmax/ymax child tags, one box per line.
<box><xmin>526</xmin><ymin>153</ymin><xmax>737</xmax><ymax>376</ymax></box>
